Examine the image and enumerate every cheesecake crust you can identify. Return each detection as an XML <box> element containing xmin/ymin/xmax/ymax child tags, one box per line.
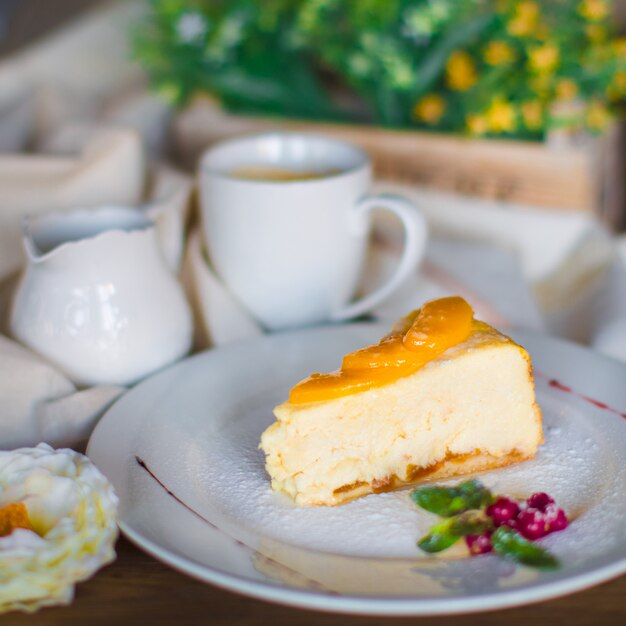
<box><xmin>329</xmin><ymin>448</ymin><xmax>530</xmax><ymax>506</ymax></box>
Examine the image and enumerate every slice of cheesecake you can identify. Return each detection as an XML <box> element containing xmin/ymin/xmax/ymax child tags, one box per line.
<box><xmin>260</xmin><ymin>298</ymin><xmax>543</xmax><ymax>506</ymax></box>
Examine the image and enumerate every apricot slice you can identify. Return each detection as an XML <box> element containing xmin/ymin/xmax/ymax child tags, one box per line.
<box><xmin>288</xmin><ymin>296</ymin><xmax>474</xmax><ymax>404</ymax></box>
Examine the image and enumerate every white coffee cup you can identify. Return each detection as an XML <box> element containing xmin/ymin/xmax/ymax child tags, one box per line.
<box><xmin>199</xmin><ymin>132</ymin><xmax>428</xmax><ymax>330</ymax></box>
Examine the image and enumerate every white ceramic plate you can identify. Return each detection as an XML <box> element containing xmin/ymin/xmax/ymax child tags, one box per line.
<box><xmin>87</xmin><ymin>324</ymin><xmax>626</xmax><ymax>616</ymax></box>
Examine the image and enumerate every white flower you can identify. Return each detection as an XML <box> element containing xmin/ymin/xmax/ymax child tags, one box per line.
<box><xmin>220</xmin><ymin>14</ymin><xmax>246</xmax><ymax>48</ymax></box>
<box><xmin>175</xmin><ymin>11</ymin><xmax>209</xmax><ymax>44</ymax></box>
<box><xmin>403</xmin><ymin>0</ymin><xmax>451</xmax><ymax>38</ymax></box>
<box><xmin>384</xmin><ymin>55</ymin><xmax>415</xmax><ymax>89</ymax></box>
<box><xmin>360</xmin><ymin>31</ymin><xmax>383</xmax><ymax>53</ymax></box>
<box><xmin>0</xmin><ymin>444</ymin><xmax>118</xmax><ymax>613</ymax></box>
<box><xmin>404</xmin><ymin>9</ymin><xmax>436</xmax><ymax>37</ymax></box>
<box><xmin>348</xmin><ymin>52</ymin><xmax>372</xmax><ymax>77</ymax></box>
<box><xmin>205</xmin><ymin>13</ymin><xmax>247</xmax><ymax>63</ymax></box>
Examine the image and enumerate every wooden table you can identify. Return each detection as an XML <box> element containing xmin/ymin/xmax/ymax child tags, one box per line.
<box><xmin>5</xmin><ymin>536</ymin><xmax>624</xmax><ymax>625</ymax></box>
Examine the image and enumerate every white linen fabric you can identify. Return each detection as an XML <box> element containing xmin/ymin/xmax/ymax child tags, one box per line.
<box><xmin>0</xmin><ymin>335</ymin><xmax>123</xmax><ymax>450</ymax></box>
<box><xmin>181</xmin><ymin>230</ymin><xmax>263</xmax><ymax>350</ymax></box>
<box><xmin>0</xmin><ymin>77</ymin><xmax>34</xmax><ymax>153</ymax></box>
<box><xmin>0</xmin><ymin>0</ymin><xmax>146</xmax><ymax>144</ymax></box>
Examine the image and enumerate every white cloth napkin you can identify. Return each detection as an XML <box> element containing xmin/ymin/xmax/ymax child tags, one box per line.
<box><xmin>0</xmin><ymin>334</ymin><xmax>124</xmax><ymax>450</ymax></box>
<box><xmin>364</xmin><ymin>236</ymin><xmax>544</xmax><ymax>332</ymax></box>
<box><xmin>182</xmin><ymin>230</ymin><xmax>263</xmax><ymax>349</ymax></box>
<box><xmin>0</xmin><ymin>0</ymin><xmax>173</xmax><ymax>161</ymax></box>
<box><xmin>590</xmin><ymin>237</ymin><xmax>626</xmax><ymax>361</ymax></box>
<box><xmin>0</xmin><ymin>77</ymin><xmax>34</xmax><ymax>153</ymax></box>
<box><xmin>0</xmin><ymin>0</ymin><xmax>147</xmax><ymax>142</ymax></box>
<box><xmin>372</xmin><ymin>182</ymin><xmax>614</xmax><ymax>292</ymax></box>
<box><xmin>372</xmin><ymin>182</ymin><xmax>615</xmax><ymax>341</ymax></box>
<box><xmin>143</xmin><ymin>164</ymin><xmax>193</xmax><ymax>272</ymax></box>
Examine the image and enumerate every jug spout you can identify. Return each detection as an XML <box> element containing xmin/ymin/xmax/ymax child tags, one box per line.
<box><xmin>21</xmin><ymin>216</ymin><xmax>43</xmax><ymax>263</ymax></box>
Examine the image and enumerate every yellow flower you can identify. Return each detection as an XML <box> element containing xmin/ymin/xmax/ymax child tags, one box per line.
<box><xmin>586</xmin><ymin>100</ymin><xmax>611</xmax><ymax>130</ymax></box>
<box><xmin>612</xmin><ymin>38</ymin><xmax>626</xmax><ymax>58</ymax></box>
<box><xmin>484</xmin><ymin>41</ymin><xmax>515</xmax><ymax>66</ymax></box>
<box><xmin>521</xmin><ymin>101</ymin><xmax>543</xmax><ymax>130</ymax></box>
<box><xmin>517</xmin><ymin>1</ymin><xmax>540</xmax><ymax>19</ymax></box>
<box><xmin>446</xmin><ymin>51</ymin><xmax>477</xmax><ymax>91</ymax></box>
<box><xmin>608</xmin><ymin>71</ymin><xmax>626</xmax><ymax>99</ymax></box>
<box><xmin>556</xmin><ymin>79</ymin><xmax>579</xmax><ymax>100</ymax></box>
<box><xmin>486</xmin><ymin>98</ymin><xmax>517</xmax><ymax>133</ymax></box>
<box><xmin>586</xmin><ymin>24</ymin><xmax>606</xmax><ymax>42</ymax></box>
<box><xmin>507</xmin><ymin>1</ymin><xmax>539</xmax><ymax>37</ymax></box>
<box><xmin>508</xmin><ymin>17</ymin><xmax>531</xmax><ymax>37</ymax></box>
<box><xmin>528</xmin><ymin>44</ymin><xmax>560</xmax><ymax>74</ymax></box>
<box><xmin>466</xmin><ymin>114</ymin><xmax>489</xmax><ymax>136</ymax></box>
<box><xmin>413</xmin><ymin>94</ymin><xmax>446</xmax><ymax>124</ymax></box>
<box><xmin>578</xmin><ymin>0</ymin><xmax>609</xmax><ymax>21</ymax></box>
<box><xmin>157</xmin><ymin>82</ymin><xmax>183</xmax><ymax>104</ymax></box>
<box><xmin>530</xmin><ymin>74</ymin><xmax>554</xmax><ymax>96</ymax></box>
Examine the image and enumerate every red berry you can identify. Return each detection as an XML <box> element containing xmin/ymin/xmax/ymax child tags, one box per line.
<box><xmin>486</xmin><ymin>497</ymin><xmax>520</xmax><ymax>527</ymax></box>
<box><xmin>517</xmin><ymin>508</ymin><xmax>549</xmax><ymax>540</ymax></box>
<box><xmin>526</xmin><ymin>492</ymin><xmax>554</xmax><ymax>512</ymax></box>
<box><xmin>465</xmin><ymin>532</ymin><xmax>493</xmax><ymax>555</ymax></box>
<box><xmin>544</xmin><ymin>503</ymin><xmax>569</xmax><ymax>532</ymax></box>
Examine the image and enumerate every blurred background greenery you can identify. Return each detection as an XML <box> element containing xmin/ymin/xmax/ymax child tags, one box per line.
<box><xmin>133</xmin><ymin>0</ymin><xmax>626</xmax><ymax>141</ymax></box>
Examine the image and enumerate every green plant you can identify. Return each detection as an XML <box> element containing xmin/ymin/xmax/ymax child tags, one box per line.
<box><xmin>134</xmin><ymin>0</ymin><xmax>626</xmax><ymax>140</ymax></box>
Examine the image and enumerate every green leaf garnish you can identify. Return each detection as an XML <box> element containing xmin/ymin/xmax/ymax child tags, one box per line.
<box><xmin>418</xmin><ymin>510</ymin><xmax>492</xmax><ymax>553</ymax></box>
<box><xmin>492</xmin><ymin>527</ymin><xmax>560</xmax><ymax>570</ymax></box>
<box><xmin>411</xmin><ymin>479</ymin><xmax>494</xmax><ymax>517</ymax></box>
<box><xmin>418</xmin><ymin>518</ymin><xmax>460</xmax><ymax>553</ymax></box>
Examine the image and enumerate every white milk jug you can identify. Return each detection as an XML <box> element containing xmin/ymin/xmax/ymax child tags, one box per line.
<box><xmin>11</xmin><ymin>206</ymin><xmax>193</xmax><ymax>386</ymax></box>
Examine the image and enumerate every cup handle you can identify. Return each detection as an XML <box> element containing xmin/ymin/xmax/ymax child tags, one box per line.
<box><xmin>330</xmin><ymin>194</ymin><xmax>428</xmax><ymax>322</ymax></box>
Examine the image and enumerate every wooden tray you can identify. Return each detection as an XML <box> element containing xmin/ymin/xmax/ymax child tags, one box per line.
<box><xmin>174</xmin><ymin>99</ymin><xmax>624</xmax><ymax>227</ymax></box>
